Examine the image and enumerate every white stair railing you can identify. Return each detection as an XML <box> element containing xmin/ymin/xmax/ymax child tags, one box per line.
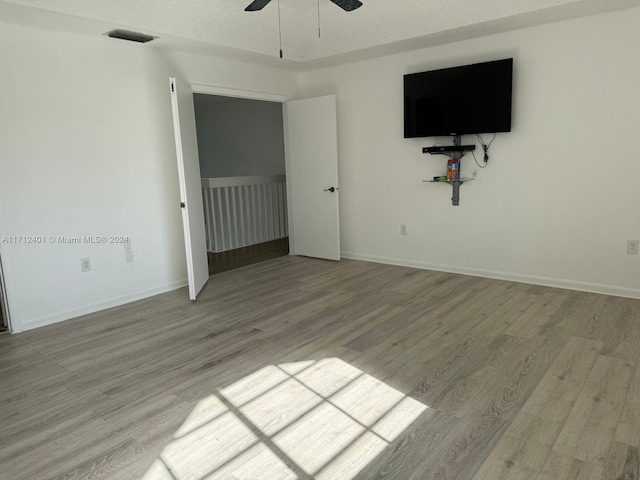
<box><xmin>201</xmin><ymin>175</ymin><xmax>288</xmax><ymax>253</ymax></box>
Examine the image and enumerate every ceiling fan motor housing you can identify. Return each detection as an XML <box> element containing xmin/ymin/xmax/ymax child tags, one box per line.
<box><xmin>245</xmin><ymin>0</ymin><xmax>362</xmax><ymax>12</ymax></box>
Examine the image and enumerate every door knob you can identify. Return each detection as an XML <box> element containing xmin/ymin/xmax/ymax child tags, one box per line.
<box><xmin>324</xmin><ymin>187</ymin><xmax>336</xmax><ymax>193</ymax></box>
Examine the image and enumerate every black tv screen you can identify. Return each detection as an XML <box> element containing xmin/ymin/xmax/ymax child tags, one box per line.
<box><xmin>404</xmin><ymin>58</ymin><xmax>513</xmax><ymax>138</ymax></box>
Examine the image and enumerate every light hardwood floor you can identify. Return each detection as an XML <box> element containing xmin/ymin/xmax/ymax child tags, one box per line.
<box><xmin>1</xmin><ymin>256</ymin><xmax>640</xmax><ymax>479</ymax></box>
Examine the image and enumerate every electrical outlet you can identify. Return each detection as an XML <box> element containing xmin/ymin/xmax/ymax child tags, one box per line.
<box><xmin>80</xmin><ymin>257</ymin><xmax>91</xmax><ymax>272</ymax></box>
<box><xmin>400</xmin><ymin>224</ymin><xmax>408</xmax><ymax>236</ymax></box>
<box><xmin>124</xmin><ymin>239</ymin><xmax>134</xmax><ymax>263</ymax></box>
<box><xmin>628</xmin><ymin>240</ymin><xmax>639</xmax><ymax>255</ymax></box>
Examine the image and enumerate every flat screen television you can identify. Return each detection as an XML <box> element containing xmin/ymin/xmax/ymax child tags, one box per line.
<box><xmin>404</xmin><ymin>58</ymin><xmax>513</xmax><ymax>138</ymax></box>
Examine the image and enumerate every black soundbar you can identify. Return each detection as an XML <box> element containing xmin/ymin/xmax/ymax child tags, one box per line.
<box><xmin>423</xmin><ymin>145</ymin><xmax>476</xmax><ymax>154</ymax></box>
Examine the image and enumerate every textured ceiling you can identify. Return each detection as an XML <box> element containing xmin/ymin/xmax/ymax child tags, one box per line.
<box><xmin>1</xmin><ymin>0</ymin><xmax>638</xmax><ymax>69</ymax></box>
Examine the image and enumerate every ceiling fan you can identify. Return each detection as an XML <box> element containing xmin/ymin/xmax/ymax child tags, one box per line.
<box><xmin>245</xmin><ymin>0</ymin><xmax>362</xmax><ymax>12</ymax></box>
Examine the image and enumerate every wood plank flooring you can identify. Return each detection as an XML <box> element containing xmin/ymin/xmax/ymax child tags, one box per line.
<box><xmin>2</xmin><ymin>256</ymin><xmax>640</xmax><ymax>479</ymax></box>
<box><xmin>207</xmin><ymin>238</ymin><xmax>289</xmax><ymax>275</ymax></box>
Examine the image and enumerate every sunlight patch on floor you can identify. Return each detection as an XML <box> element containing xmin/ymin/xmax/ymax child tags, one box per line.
<box><xmin>144</xmin><ymin>358</ymin><xmax>427</xmax><ymax>480</ymax></box>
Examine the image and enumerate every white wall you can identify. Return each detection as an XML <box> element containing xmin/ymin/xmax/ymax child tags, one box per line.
<box><xmin>0</xmin><ymin>22</ymin><xmax>298</xmax><ymax>332</ymax></box>
<box><xmin>195</xmin><ymin>98</ymin><xmax>286</xmax><ymax>178</ymax></box>
<box><xmin>299</xmin><ymin>7</ymin><xmax>640</xmax><ymax>297</ymax></box>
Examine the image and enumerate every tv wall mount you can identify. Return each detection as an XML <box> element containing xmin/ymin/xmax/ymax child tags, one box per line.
<box><xmin>423</xmin><ymin>135</ymin><xmax>476</xmax><ymax>206</ymax></box>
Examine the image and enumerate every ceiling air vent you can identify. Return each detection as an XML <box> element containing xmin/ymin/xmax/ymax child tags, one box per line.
<box><xmin>105</xmin><ymin>29</ymin><xmax>156</xmax><ymax>43</ymax></box>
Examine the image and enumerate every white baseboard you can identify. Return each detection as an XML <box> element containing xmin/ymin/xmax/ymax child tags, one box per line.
<box><xmin>21</xmin><ymin>279</ymin><xmax>188</xmax><ymax>331</ymax></box>
<box><xmin>341</xmin><ymin>251</ymin><xmax>640</xmax><ymax>300</ymax></box>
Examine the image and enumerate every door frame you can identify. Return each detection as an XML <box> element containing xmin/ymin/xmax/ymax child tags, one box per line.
<box><xmin>189</xmin><ymin>83</ymin><xmax>297</xmax><ymax>254</ymax></box>
<box><xmin>0</xmin><ymin>254</ymin><xmax>12</xmax><ymax>332</ymax></box>
<box><xmin>0</xmin><ymin>193</ymin><xmax>20</xmax><ymax>333</ymax></box>
<box><xmin>191</xmin><ymin>84</ymin><xmax>290</xmax><ymax>104</ymax></box>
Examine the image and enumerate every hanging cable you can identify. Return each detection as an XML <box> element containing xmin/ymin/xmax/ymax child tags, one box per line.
<box><xmin>471</xmin><ymin>150</ymin><xmax>488</xmax><ymax>168</ymax></box>
<box><xmin>476</xmin><ymin>133</ymin><xmax>496</xmax><ymax>163</ymax></box>
<box><xmin>318</xmin><ymin>0</ymin><xmax>321</xmax><ymax>37</ymax></box>
<box><xmin>277</xmin><ymin>0</ymin><xmax>283</xmax><ymax>58</ymax></box>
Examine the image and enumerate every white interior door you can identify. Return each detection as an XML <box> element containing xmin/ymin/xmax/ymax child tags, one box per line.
<box><xmin>169</xmin><ymin>77</ymin><xmax>209</xmax><ymax>299</ymax></box>
<box><xmin>284</xmin><ymin>95</ymin><xmax>340</xmax><ymax>261</ymax></box>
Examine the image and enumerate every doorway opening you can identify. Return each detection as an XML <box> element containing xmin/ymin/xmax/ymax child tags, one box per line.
<box><xmin>171</xmin><ymin>80</ymin><xmax>340</xmax><ymax>299</ymax></box>
<box><xmin>0</xmin><ymin>255</ymin><xmax>11</xmax><ymax>333</ymax></box>
<box><xmin>192</xmin><ymin>94</ymin><xmax>289</xmax><ymax>275</ymax></box>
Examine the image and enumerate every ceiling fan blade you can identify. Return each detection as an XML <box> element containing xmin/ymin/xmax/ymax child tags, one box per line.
<box><xmin>245</xmin><ymin>0</ymin><xmax>272</xmax><ymax>12</ymax></box>
<box><xmin>329</xmin><ymin>0</ymin><xmax>363</xmax><ymax>11</ymax></box>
